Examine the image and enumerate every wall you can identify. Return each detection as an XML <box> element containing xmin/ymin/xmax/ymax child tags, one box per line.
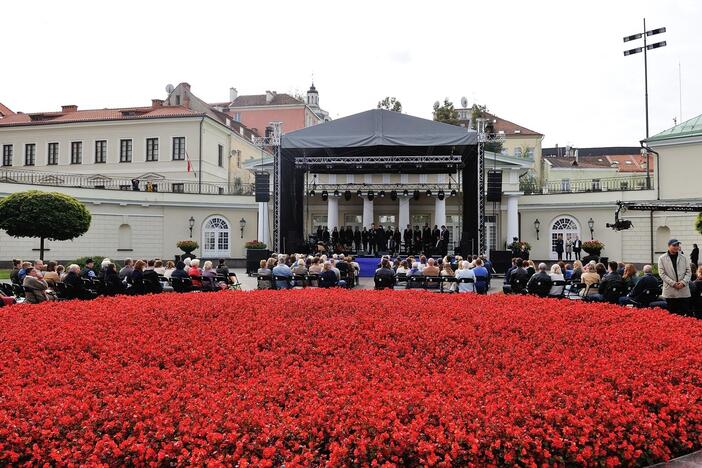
<box><xmin>650</xmin><ymin>139</ymin><xmax>700</xmax><ymax>200</ymax></box>
<box><xmin>234</xmin><ymin>107</ymin><xmax>306</xmax><ymax>135</ymax></box>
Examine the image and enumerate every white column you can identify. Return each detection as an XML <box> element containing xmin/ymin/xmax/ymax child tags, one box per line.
<box><xmin>257</xmin><ymin>202</ymin><xmax>269</xmax><ymax>245</ymax></box>
<box><xmin>506</xmin><ymin>194</ymin><xmax>519</xmax><ymax>243</ymax></box>
<box><xmin>434</xmin><ymin>197</ymin><xmax>446</xmax><ymax>227</ymax></box>
<box><xmin>399</xmin><ymin>196</ymin><xmax>410</xmax><ymax>229</ymax></box>
<box><xmin>363</xmin><ymin>197</ymin><xmax>374</xmax><ymax>228</ymax></box>
<box><xmin>327</xmin><ymin>197</ymin><xmax>339</xmax><ymax>229</ymax></box>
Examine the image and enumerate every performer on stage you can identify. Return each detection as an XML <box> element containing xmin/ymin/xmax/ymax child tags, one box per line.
<box><xmin>369</xmin><ymin>223</ymin><xmax>377</xmax><ymax>255</ymax></box>
<box><xmin>353</xmin><ymin>226</ymin><xmax>361</xmax><ymax>253</ymax></box>
<box><xmin>403</xmin><ymin>224</ymin><xmax>413</xmax><ymax>254</ymax></box>
<box><xmin>413</xmin><ymin>225</ymin><xmax>422</xmax><ymax>255</ymax></box>
<box><xmin>322</xmin><ymin>227</ymin><xmax>331</xmax><ymax>244</ymax></box>
<box><xmin>393</xmin><ymin>227</ymin><xmax>401</xmax><ymax>255</ymax></box>
<box><xmin>422</xmin><ymin>224</ymin><xmax>431</xmax><ymax>254</ymax></box>
<box><xmin>361</xmin><ymin>227</ymin><xmax>369</xmax><ymax>253</ymax></box>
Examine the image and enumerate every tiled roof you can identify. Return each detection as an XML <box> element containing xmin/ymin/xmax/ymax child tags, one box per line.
<box><xmin>226</xmin><ymin>93</ymin><xmax>304</xmax><ymax>108</ymax></box>
<box><xmin>544</xmin><ymin>155</ymin><xmax>615</xmax><ymax>169</ymax></box>
<box><xmin>647</xmin><ymin>113</ymin><xmax>702</xmax><ymax>143</ymax></box>
<box><xmin>459</xmin><ymin>111</ymin><xmax>543</xmax><ymax>136</ymax></box>
<box><xmin>0</xmin><ymin>102</ymin><xmax>14</xmax><ymax>118</ymax></box>
<box><xmin>0</xmin><ymin>105</ymin><xmax>201</xmax><ymax>127</ymax></box>
<box><xmin>543</xmin><ymin>146</ymin><xmax>641</xmax><ymax>157</ymax></box>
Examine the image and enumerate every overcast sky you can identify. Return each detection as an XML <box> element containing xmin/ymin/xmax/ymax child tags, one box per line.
<box><xmin>2</xmin><ymin>0</ymin><xmax>700</xmax><ymax>147</ymax></box>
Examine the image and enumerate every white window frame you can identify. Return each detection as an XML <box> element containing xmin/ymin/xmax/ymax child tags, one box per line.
<box><xmin>202</xmin><ymin>215</ymin><xmax>231</xmax><ymax>257</ymax></box>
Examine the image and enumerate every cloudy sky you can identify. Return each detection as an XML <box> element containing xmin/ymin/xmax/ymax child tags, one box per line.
<box><xmin>2</xmin><ymin>0</ymin><xmax>700</xmax><ymax>147</ymax></box>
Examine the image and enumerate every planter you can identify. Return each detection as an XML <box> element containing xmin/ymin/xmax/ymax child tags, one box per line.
<box><xmin>246</xmin><ymin>249</ymin><xmax>270</xmax><ymax>275</ymax></box>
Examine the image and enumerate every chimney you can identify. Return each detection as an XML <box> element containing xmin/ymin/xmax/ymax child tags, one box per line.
<box><xmin>151</xmin><ymin>99</ymin><xmax>163</xmax><ymax>108</ymax></box>
<box><xmin>265</xmin><ymin>90</ymin><xmax>275</xmax><ymax>104</ymax></box>
<box><xmin>61</xmin><ymin>105</ymin><xmax>78</xmax><ymax>113</ymax></box>
<box><xmin>574</xmin><ymin>149</ymin><xmax>579</xmax><ymax>164</ymax></box>
<box><xmin>230</xmin><ymin>87</ymin><xmax>238</xmax><ymax>102</ymax></box>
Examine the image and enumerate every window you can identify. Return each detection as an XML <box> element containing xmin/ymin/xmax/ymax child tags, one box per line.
<box><xmin>311</xmin><ymin>215</ymin><xmax>328</xmax><ymax>229</ymax></box>
<box><xmin>202</xmin><ymin>216</ymin><xmax>230</xmax><ymax>257</ymax></box>
<box><xmin>591</xmin><ymin>179</ymin><xmax>601</xmax><ymax>191</ymax></box>
<box><xmin>378</xmin><ymin>215</ymin><xmax>396</xmax><ymax>225</ymax></box>
<box><xmin>550</xmin><ymin>216</ymin><xmax>580</xmax><ymax>260</ymax></box>
<box><xmin>526</xmin><ymin>147</ymin><xmax>534</xmax><ymax>158</ymax></box>
<box><xmin>24</xmin><ymin>144</ymin><xmax>35</xmax><ymax>166</ymax></box>
<box><xmin>560</xmin><ymin>179</ymin><xmax>571</xmax><ymax>192</ymax></box>
<box><xmin>172</xmin><ymin>137</ymin><xmax>185</xmax><ymax>160</ymax></box>
<box><xmin>233</xmin><ymin>112</ymin><xmax>241</xmax><ymax>121</ymax></box>
<box><xmin>71</xmin><ymin>142</ymin><xmax>82</xmax><ymax>164</ymax></box>
<box><xmin>119</xmin><ymin>184</ymin><xmax>131</xmax><ymax>191</ymax></box>
<box><xmin>411</xmin><ymin>214</ymin><xmax>430</xmax><ymax>227</ymax></box>
<box><xmin>2</xmin><ymin>144</ymin><xmax>13</xmax><ymax>166</ymax></box>
<box><xmin>236</xmin><ymin>152</ymin><xmax>241</xmax><ymax>168</ymax></box>
<box><xmin>146</xmin><ymin>138</ymin><xmax>159</xmax><ymax>161</ymax></box>
<box><xmin>119</xmin><ymin>139</ymin><xmax>132</xmax><ymax>163</ymax></box>
<box><xmin>218</xmin><ymin>144</ymin><xmax>223</xmax><ymax>167</ymax></box>
<box><xmin>175</xmin><ymin>95</ymin><xmax>181</xmax><ymax>105</ymax></box>
<box><xmin>172</xmin><ymin>183</ymin><xmax>184</xmax><ymax>193</ymax></box>
<box><xmin>514</xmin><ymin>147</ymin><xmax>523</xmax><ymax>158</ymax></box>
<box><xmin>95</xmin><ymin>140</ymin><xmax>107</xmax><ymax>163</ymax></box>
<box><xmin>344</xmin><ymin>214</ymin><xmax>362</xmax><ymax>226</ymax></box>
<box><xmin>47</xmin><ymin>142</ymin><xmax>59</xmax><ymax>165</ymax></box>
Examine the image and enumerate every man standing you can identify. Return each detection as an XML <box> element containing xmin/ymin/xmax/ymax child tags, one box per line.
<box><xmin>368</xmin><ymin>223</ymin><xmax>377</xmax><ymax>255</ymax></box>
<box><xmin>431</xmin><ymin>225</ymin><xmax>440</xmax><ymax>252</ymax></box>
<box><xmin>422</xmin><ymin>224</ymin><xmax>432</xmax><ymax>254</ymax></box>
<box><xmin>658</xmin><ymin>239</ymin><xmax>692</xmax><ymax>315</ymax></box>
<box><xmin>361</xmin><ymin>227</ymin><xmax>369</xmax><ymax>254</ymax></box>
<box><xmin>322</xmin><ymin>226</ymin><xmax>331</xmax><ymax>244</ymax></box>
<box><xmin>554</xmin><ymin>234</ymin><xmax>564</xmax><ymax>261</ymax></box>
<box><xmin>573</xmin><ymin>236</ymin><xmax>582</xmax><ymax>260</ymax></box>
<box><xmin>403</xmin><ymin>224</ymin><xmax>413</xmax><ymax>254</ymax></box>
<box><xmin>393</xmin><ymin>227</ymin><xmax>401</xmax><ymax>255</ymax></box>
<box><xmin>439</xmin><ymin>225</ymin><xmax>449</xmax><ymax>256</ymax></box>
<box><xmin>376</xmin><ymin>225</ymin><xmax>386</xmax><ymax>253</ymax></box>
<box><xmin>353</xmin><ymin>226</ymin><xmax>362</xmax><ymax>253</ymax></box>
<box><xmin>413</xmin><ymin>225</ymin><xmax>422</xmax><ymax>255</ymax></box>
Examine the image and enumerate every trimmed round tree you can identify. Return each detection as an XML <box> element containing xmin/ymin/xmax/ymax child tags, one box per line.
<box><xmin>0</xmin><ymin>190</ymin><xmax>91</xmax><ymax>260</ymax></box>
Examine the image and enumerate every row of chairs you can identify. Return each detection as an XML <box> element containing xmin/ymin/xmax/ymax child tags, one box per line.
<box><xmin>374</xmin><ymin>274</ymin><xmax>490</xmax><ymax>293</ymax></box>
<box><xmin>256</xmin><ymin>273</ymin><xmax>356</xmax><ymax>289</ymax></box>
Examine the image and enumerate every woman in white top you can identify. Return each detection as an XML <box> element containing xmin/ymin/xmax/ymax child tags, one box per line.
<box><xmin>440</xmin><ymin>262</ymin><xmax>456</xmax><ymax>292</ymax></box>
<box><xmin>549</xmin><ymin>263</ymin><xmax>565</xmax><ymax>296</ymax></box>
<box><xmin>163</xmin><ymin>261</ymin><xmax>176</xmax><ymax>279</ymax></box>
<box><xmin>395</xmin><ymin>260</ymin><xmax>410</xmax><ymax>275</ymax></box>
<box><xmin>454</xmin><ymin>261</ymin><xmax>476</xmax><ymax>293</ymax></box>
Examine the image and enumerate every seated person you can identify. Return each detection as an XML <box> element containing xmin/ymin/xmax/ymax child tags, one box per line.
<box><xmin>526</xmin><ymin>263</ymin><xmax>553</xmax><ymax>298</ymax></box>
<box><xmin>374</xmin><ymin>259</ymin><xmax>395</xmax><ymax>289</ymax></box>
<box><xmin>549</xmin><ymin>264</ymin><xmax>566</xmax><ymax>296</ymax></box>
<box><xmin>128</xmin><ymin>260</ymin><xmax>147</xmax><ymax>295</ymax></box>
<box><xmin>589</xmin><ymin>261</ymin><xmax>626</xmax><ymax>303</ymax></box>
<box><xmin>80</xmin><ymin>259</ymin><xmax>97</xmax><ymax>279</ymax></box>
<box><xmin>170</xmin><ymin>261</ymin><xmax>190</xmax><ymax>279</ymax></box>
<box><xmin>440</xmin><ymin>263</ymin><xmax>456</xmax><ymax>292</ymax></box>
<box><xmin>472</xmin><ymin>259</ymin><xmax>490</xmax><ymax>293</ymax></box>
<box><xmin>257</xmin><ymin>259</ymin><xmax>273</xmax><ymax>289</ymax></box>
<box><xmin>163</xmin><ymin>261</ymin><xmax>176</xmax><ymax>279</ymax></box>
<box><xmin>272</xmin><ymin>257</ymin><xmax>293</xmax><ymax>289</ymax></box>
<box><xmin>579</xmin><ymin>263</ymin><xmax>601</xmax><ymax>297</ymax></box>
<box><xmin>319</xmin><ymin>262</ymin><xmax>339</xmax><ymax>288</ymax></box>
<box><xmin>201</xmin><ymin>260</ymin><xmax>218</xmax><ymax>291</ymax></box>
<box><xmin>509</xmin><ymin>258</ymin><xmax>530</xmax><ymax>294</ymax></box>
<box><xmin>43</xmin><ymin>261</ymin><xmax>60</xmax><ymax>287</ymax></box>
<box><xmin>22</xmin><ymin>267</ymin><xmax>50</xmax><ymax>304</ymax></box>
<box><xmin>291</xmin><ymin>259</ymin><xmax>308</xmax><ymax>286</ymax></box>
<box><xmin>216</xmin><ymin>258</ymin><xmax>235</xmax><ymax>284</ymax></box>
<box><xmin>63</xmin><ymin>264</ymin><xmax>97</xmax><ymax>300</ymax></box>
<box><xmin>104</xmin><ymin>263</ymin><xmax>125</xmax><ymax>296</ymax></box>
<box><xmin>422</xmin><ymin>258</ymin><xmax>440</xmax><ymax>289</ymax></box>
<box><xmin>455</xmin><ymin>261</ymin><xmax>476</xmax><ymax>293</ymax></box>
<box><xmin>188</xmin><ymin>259</ymin><xmax>203</xmax><ymax>288</ymax></box>
<box><xmin>142</xmin><ymin>260</ymin><xmax>163</xmax><ymax>294</ymax></box>
<box><xmin>10</xmin><ymin>259</ymin><xmax>22</xmax><ymax>285</ymax></box>
<box><xmin>621</xmin><ymin>264</ymin><xmax>661</xmax><ymax>307</ymax></box>
<box><xmin>622</xmin><ymin>264</ymin><xmax>639</xmax><ymax>292</ymax></box>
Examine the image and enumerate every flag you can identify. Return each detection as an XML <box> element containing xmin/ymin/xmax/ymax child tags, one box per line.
<box><xmin>185</xmin><ymin>150</ymin><xmax>196</xmax><ymax>178</ymax></box>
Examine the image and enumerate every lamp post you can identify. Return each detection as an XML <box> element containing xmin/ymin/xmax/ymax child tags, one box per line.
<box><xmin>239</xmin><ymin>218</ymin><xmax>247</xmax><ymax>239</ymax></box>
<box><xmin>624</xmin><ymin>18</ymin><xmax>666</xmax><ymax>190</ymax></box>
<box><xmin>534</xmin><ymin>218</ymin><xmax>540</xmax><ymax>240</ymax></box>
<box><xmin>188</xmin><ymin>216</ymin><xmax>195</xmax><ymax>238</ymax></box>
<box><xmin>588</xmin><ymin>217</ymin><xmax>595</xmax><ymax>240</ymax></box>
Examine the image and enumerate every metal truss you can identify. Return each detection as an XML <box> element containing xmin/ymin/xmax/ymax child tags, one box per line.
<box><xmin>309</xmin><ymin>183</ymin><xmax>459</xmax><ymax>194</ymax></box>
<box><xmin>478</xmin><ymin>133</ymin><xmax>507</xmax><ymax>143</ymax></box>
<box><xmin>294</xmin><ymin>155</ymin><xmax>462</xmax><ymax>167</ymax></box>
<box><xmin>620</xmin><ymin>201</ymin><xmax>702</xmax><ymax>212</ymax></box>
<box><xmin>477</xmin><ymin>138</ymin><xmax>486</xmax><ymax>254</ymax></box>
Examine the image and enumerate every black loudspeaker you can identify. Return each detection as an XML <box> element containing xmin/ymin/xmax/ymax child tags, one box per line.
<box><xmin>255</xmin><ymin>173</ymin><xmax>270</xmax><ymax>202</ymax></box>
<box><xmin>487</xmin><ymin>170</ymin><xmax>502</xmax><ymax>202</ymax></box>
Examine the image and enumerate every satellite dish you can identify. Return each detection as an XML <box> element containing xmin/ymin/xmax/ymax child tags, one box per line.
<box><xmin>165</xmin><ymin>84</ymin><xmax>175</xmax><ymax>94</ymax></box>
<box><xmin>461</xmin><ymin>96</ymin><xmax>468</xmax><ymax>108</ymax></box>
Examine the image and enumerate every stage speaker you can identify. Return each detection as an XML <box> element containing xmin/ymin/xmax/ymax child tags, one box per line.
<box><xmin>255</xmin><ymin>173</ymin><xmax>270</xmax><ymax>202</ymax></box>
<box><xmin>487</xmin><ymin>170</ymin><xmax>502</xmax><ymax>202</ymax></box>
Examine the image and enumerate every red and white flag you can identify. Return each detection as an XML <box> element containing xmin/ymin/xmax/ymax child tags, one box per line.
<box><xmin>185</xmin><ymin>150</ymin><xmax>196</xmax><ymax>178</ymax></box>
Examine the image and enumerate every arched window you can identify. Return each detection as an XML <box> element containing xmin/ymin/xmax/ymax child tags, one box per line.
<box><xmin>118</xmin><ymin>224</ymin><xmax>132</xmax><ymax>250</ymax></box>
<box><xmin>656</xmin><ymin>226</ymin><xmax>671</xmax><ymax>253</ymax></box>
<box><xmin>202</xmin><ymin>216</ymin><xmax>230</xmax><ymax>257</ymax></box>
<box><xmin>549</xmin><ymin>216</ymin><xmax>580</xmax><ymax>260</ymax></box>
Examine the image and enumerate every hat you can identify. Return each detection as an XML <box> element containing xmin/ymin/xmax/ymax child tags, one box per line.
<box><xmin>668</xmin><ymin>239</ymin><xmax>681</xmax><ymax>246</ymax></box>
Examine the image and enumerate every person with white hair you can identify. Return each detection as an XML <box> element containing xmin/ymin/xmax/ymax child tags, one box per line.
<box><xmin>272</xmin><ymin>256</ymin><xmax>293</xmax><ymax>289</ymax></box>
<box><xmin>455</xmin><ymin>260</ymin><xmax>476</xmax><ymax>293</ymax></box>
<box><xmin>549</xmin><ymin>264</ymin><xmax>565</xmax><ymax>296</ymax></box>
<box><xmin>526</xmin><ymin>263</ymin><xmax>552</xmax><ymax>297</ymax></box>
<box><xmin>188</xmin><ymin>258</ymin><xmax>203</xmax><ymax>288</ymax></box>
<box><xmin>620</xmin><ymin>264</ymin><xmax>661</xmax><ymax>307</ymax></box>
<box><xmin>183</xmin><ymin>257</ymin><xmax>192</xmax><ymax>274</ymax></box>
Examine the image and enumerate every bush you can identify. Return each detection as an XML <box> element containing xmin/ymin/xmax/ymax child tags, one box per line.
<box><xmin>582</xmin><ymin>239</ymin><xmax>605</xmax><ymax>252</ymax></box>
<box><xmin>507</xmin><ymin>240</ymin><xmax>531</xmax><ymax>251</ymax></box>
<box><xmin>176</xmin><ymin>240</ymin><xmax>199</xmax><ymax>252</ymax></box>
<box><xmin>244</xmin><ymin>240</ymin><xmax>267</xmax><ymax>249</ymax></box>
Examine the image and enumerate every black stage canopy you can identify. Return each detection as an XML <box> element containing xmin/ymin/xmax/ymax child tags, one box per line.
<box><xmin>276</xmin><ymin>109</ymin><xmax>480</xmax><ymax>253</ymax></box>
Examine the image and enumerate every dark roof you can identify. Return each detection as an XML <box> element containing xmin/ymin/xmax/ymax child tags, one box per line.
<box><xmin>282</xmin><ymin>108</ymin><xmax>477</xmax><ymax>158</ymax></box>
<box><xmin>544</xmin><ymin>155</ymin><xmax>614</xmax><ymax>169</ymax></box>
<box><xmin>543</xmin><ymin>146</ymin><xmax>641</xmax><ymax>157</ymax></box>
<box><xmin>227</xmin><ymin>93</ymin><xmax>304</xmax><ymax>107</ymax></box>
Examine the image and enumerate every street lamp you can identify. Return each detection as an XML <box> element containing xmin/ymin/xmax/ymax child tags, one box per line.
<box><xmin>534</xmin><ymin>218</ymin><xmax>540</xmax><ymax>240</ymax></box>
<box><xmin>588</xmin><ymin>217</ymin><xmax>595</xmax><ymax>240</ymax></box>
<box><xmin>624</xmin><ymin>18</ymin><xmax>666</xmax><ymax>190</ymax></box>
<box><xmin>239</xmin><ymin>218</ymin><xmax>247</xmax><ymax>239</ymax></box>
<box><xmin>188</xmin><ymin>216</ymin><xmax>195</xmax><ymax>238</ymax></box>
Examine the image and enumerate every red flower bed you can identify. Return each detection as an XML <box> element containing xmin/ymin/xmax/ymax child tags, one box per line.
<box><xmin>1</xmin><ymin>291</ymin><xmax>702</xmax><ymax>466</ymax></box>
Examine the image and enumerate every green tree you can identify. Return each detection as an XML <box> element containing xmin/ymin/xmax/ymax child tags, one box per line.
<box><xmin>695</xmin><ymin>213</ymin><xmax>702</xmax><ymax>238</ymax></box>
<box><xmin>377</xmin><ymin>97</ymin><xmax>402</xmax><ymax>112</ymax></box>
<box><xmin>0</xmin><ymin>190</ymin><xmax>92</xmax><ymax>260</ymax></box>
<box><xmin>432</xmin><ymin>98</ymin><xmax>460</xmax><ymax>126</ymax></box>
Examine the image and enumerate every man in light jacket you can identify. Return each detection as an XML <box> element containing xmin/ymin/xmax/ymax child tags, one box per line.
<box><xmin>658</xmin><ymin>239</ymin><xmax>691</xmax><ymax>316</ymax></box>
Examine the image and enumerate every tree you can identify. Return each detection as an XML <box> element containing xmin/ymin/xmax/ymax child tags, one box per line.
<box><xmin>432</xmin><ymin>98</ymin><xmax>460</xmax><ymax>126</ymax></box>
<box><xmin>0</xmin><ymin>190</ymin><xmax>91</xmax><ymax>260</ymax></box>
<box><xmin>377</xmin><ymin>97</ymin><xmax>402</xmax><ymax>112</ymax></box>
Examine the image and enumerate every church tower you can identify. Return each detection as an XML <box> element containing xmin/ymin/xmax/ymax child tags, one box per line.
<box><xmin>306</xmin><ymin>82</ymin><xmax>319</xmax><ymax>109</ymax></box>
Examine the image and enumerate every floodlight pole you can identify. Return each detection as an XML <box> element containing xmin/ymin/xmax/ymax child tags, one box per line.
<box><xmin>643</xmin><ymin>18</ymin><xmax>649</xmax><ymax>139</ymax></box>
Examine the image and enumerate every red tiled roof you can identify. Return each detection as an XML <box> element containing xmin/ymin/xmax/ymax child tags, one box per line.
<box><xmin>225</xmin><ymin>93</ymin><xmax>304</xmax><ymax>108</ymax></box>
<box><xmin>0</xmin><ymin>102</ymin><xmax>14</xmax><ymax>118</ymax></box>
<box><xmin>544</xmin><ymin>154</ymin><xmax>648</xmax><ymax>172</ymax></box>
<box><xmin>0</xmin><ymin>105</ymin><xmax>201</xmax><ymax>127</ymax></box>
<box><xmin>459</xmin><ymin>111</ymin><xmax>543</xmax><ymax>136</ymax></box>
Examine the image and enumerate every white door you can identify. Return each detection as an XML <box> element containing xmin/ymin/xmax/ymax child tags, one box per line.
<box><xmin>549</xmin><ymin>216</ymin><xmax>580</xmax><ymax>260</ymax></box>
<box><xmin>202</xmin><ymin>216</ymin><xmax>231</xmax><ymax>257</ymax></box>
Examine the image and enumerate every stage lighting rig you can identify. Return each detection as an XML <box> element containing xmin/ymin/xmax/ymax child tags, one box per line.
<box><xmin>607</xmin><ymin>202</ymin><xmax>633</xmax><ymax>231</ymax></box>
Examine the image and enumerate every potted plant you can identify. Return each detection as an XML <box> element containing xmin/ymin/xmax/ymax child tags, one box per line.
<box><xmin>582</xmin><ymin>240</ymin><xmax>605</xmax><ymax>257</ymax></box>
<box><xmin>177</xmin><ymin>240</ymin><xmax>198</xmax><ymax>259</ymax></box>
<box><xmin>245</xmin><ymin>240</ymin><xmax>269</xmax><ymax>275</ymax></box>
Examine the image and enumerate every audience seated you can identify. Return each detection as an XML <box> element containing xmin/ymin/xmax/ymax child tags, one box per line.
<box><xmin>188</xmin><ymin>259</ymin><xmax>203</xmax><ymax>288</ymax></box>
<box><xmin>43</xmin><ymin>261</ymin><xmax>60</xmax><ymax>287</ymax></box>
<box><xmin>63</xmin><ymin>264</ymin><xmax>97</xmax><ymax>300</ymax></box>
<box><xmin>548</xmin><ymin>264</ymin><xmax>565</xmax><ymax>297</ymax></box>
<box><xmin>440</xmin><ymin>262</ymin><xmax>455</xmax><ymax>292</ymax></box>
<box><xmin>527</xmin><ymin>263</ymin><xmax>552</xmax><ymax>298</ymax></box>
<box><xmin>319</xmin><ymin>262</ymin><xmax>339</xmax><ymax>288</ymax></box>
<box><xmin>129</xmin><ymin>260</ymin><xmax>147</xmax><ymax>295</ymax></box>
<box><xmin>580</xmin><ymin>263</ymin><xmax>601</xmax><ymax>297</ymax></box>
<box><xmin>374</xmin><ymin>259</ymin><xmax>395</xmax><ymax>289</ymax></box>
<box><xmin>588</xmin><ymin>261</ymin><xmax>626</xmax><ymax>303</ymax></box>
<box><xmin>455</xmin><ymin>260</ymin><xmax>476</xmax><ymax>293</ymax></box>
<box><xmin>143</xmin><ymin>260</ymin><xmax>163</xmax><ymax>294</ymax></box>
<box><xmin>622</xmin><ymin>264</ymin><xmax>638</xmax><ymax>291</ymax></box>
<box><xmin>509</xmin><ymin>258</ymin><xmax>530</xmax><ymax>294</ymax></box>
<box><xmin>163</xmin><ymin>261</ymin><xmax>176</xmax><ymax>279</ymax></box>
<box><xmin>201</xmin><ymin>260</ymin><xmax>218</xmax><ymax>291</ymax></box>
<box><xmin>119</xmin><ymin>258</ymin><xmax>134</xmax><ymax>282</ymax></box>
<box><xmin>272</xmin><ymin>256</ymin><xmax>293</xmax><ymax>289</ymax></box>
<box><xmin>22</xmin><ymin>267</ymin><xmax>50</xmax><ymax>304</ymax></box>
<box><xmin>620</xmin><ymin>265</ymin><xmax>660</xmax><ymax>307</ymax></box>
